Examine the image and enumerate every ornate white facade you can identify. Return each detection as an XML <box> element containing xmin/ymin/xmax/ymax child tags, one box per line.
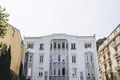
<box><xmin>22</xmin><ymin>34</ymin><xmax>99</xmax><ymax>80</ymax></box>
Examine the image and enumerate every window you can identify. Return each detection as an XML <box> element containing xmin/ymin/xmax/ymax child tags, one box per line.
<box><xmin>84</xmin><ymin>43</ymin><xmax>92</xmax><ymax>48</ymax></box>
<box><xmin>62</xmin><ymin>68</ymin><xmax>65</xmax><ymax>75</ymax></box>
<box><xmin>58</xmin><ymin>43</ymin><xmax>61</xmax><ymax>49</ymax></box>
<box><xmin>92</xmin><ymin>77</ymin><xmax>95</xmax><ymax>80</ymax></box>
<box><xmin>28</xmin><ymin>68</ymin><xmax>32</xmax><ymax>76</ymax></box>
<box><xmin>91</xmin><ymin>55</ymin><xmax>93</xmax><ymax>62</ymax></box>
<box><xmin>25</xmin><ymin>53</ymin><xmax>28</xmax><ymax>63</ymax></box>
<box><xmin>44</xmin><ymin>71</ymin><xmax>48</xmax><ymax>80</ymax></box>
<box><xmin>40</xmin><ymin>43</ymin><xmax>44</xmax><ymax>50</ymax></box>
<box><xmin>72</xmin><ymin>68</ymin><xmax>77</xmax><ymax>77</ymax></box>
<box><xmin>87</xmin><ymin>77</ymin><xmax>90</xmax><ymax>80</ymax></box>
<box><xmin>114</xmin><ymin>30</ymin><xmax>117</xmax><ymax>35</ymax></box>
<box><xmin>39</xmin><ymin>72</ymin><xmax>43</xmax><ymax>77</ymax></box>
<box><xmin>40</xmin><ymin>55</ymin><xmax>44</xmax><ymax>63</ymax></box>
<box><xmin>58</xmin><ymin>68</ymin><xmax>61</xmax><ymax>75</ymax></box>
<box><xmin>117</xmin><ymin>60</ymin><xmax>120</xmax><ymax>65</ymax></box>
<box><xmin>71</xmin><ymin>43</ymin><xmax>76</xmax><ymax>50</ymax></box>
<box><xmin>54</xmin><ymin>68</ymin><xmax>56</xmax><ymax>75</ymax></box>
<box><xmin>86</xmin><ymin>68</ymin><xmax>90</xmax><ymax>77</ymax></box>
<box><xmin>29</xmin><ymin>56</ymin><xmax>32</xmax><ymax>62</ymax></box>
<box><xmin>72</xmin><ymin>55</ymin><xmax>76</xmax><ymax>63</ymax></box>
<box><xmin>80</xmin><ymin>72</ymin><xmax>84</xmax><ymax>80</ymax></box>
<box><xmin>54</xmin><ymin>42</ymin><xmax>56</xmax><ymax>49</ymax></box>
<box><xmin>39</xmin><ymin>68</ymin><xmax>43</xmax><ymax>77</ymax></box>
<box><xmin>62</xmin><ymin>42</ymin><xmax>65</xmax><ymax>49</ymax></box>
<box><xmin>50</xmin><ymin>43</ymin><xmax>52</xmax><ymax>50</ymax></box>
<box><xmin>53</xmin><ymin>55</ymin><xmax>57</xmax><ymax>62</ymax></box>
<box><xmin>50</xmin><ymin>56</ymin><xmax>52</xmax><ymax>62</ymax></box>
<box><xmin>27</xmin><ymin>43</ymin><xmax>34</xmax><ymax>49</ymax></box>
<box><xmin>58</xmin><ymin>55</ymin><xmax>61</xmax><ymax>62</ymax></box>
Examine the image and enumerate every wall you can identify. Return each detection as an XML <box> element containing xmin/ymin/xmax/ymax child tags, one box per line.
<box><xmin>0</xmin><ymin>23</ymin><xmax>23</xmax><ymax>75</ymax></box>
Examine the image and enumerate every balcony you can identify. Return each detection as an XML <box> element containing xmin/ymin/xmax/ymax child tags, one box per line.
<box><xmin>102</xmin><ymin>61</ymin><xmax>106</xmax><ymax>65</ymax></box>
<box><xmin>106</xmin><ymin>57</ymin><xmax>111</xmax><ymax>63</ymax></box>
<box><xmin>104</xmin><ymin>48</ymin><xmax>109</xmax><ymax>53</ymax></box>
<box><xmin>113</xmin><ymin>50</ymin><xmax>120</xmax><ymax>59</ymax></box>
<box><xmin>104</xmin><ymin>70</ymin><xmax>107</xmax><ymax>75</ymax></box>
<box><xmin>25</xmin><ymin>48</ymin><xmax>34</xmax><ymax>53</ymax></box>
<box><xmin>98</xmin><ymin>25</ymin><xmax>120</xmax><ymax>52</ymax></box>
<box><xmin>113</xmin><ymin>52</ymin><xmax>118</xmax><ymax>58</ymax></box>
<box><xmin>115</xmin><ymin>65</ymin><xmax>120</xmax><ymax>71</ymax></box>
<box><xmin>113</xmin><ymin>37</ymin><xmax>120</xmax><ymax>48</ymax></box>
<box><xmin>107</xmin><ymin>68</ymin><xmax>112</xmax><ymax>74</ymax></box>
<box><xmin>99</xmin><ymin>51</ymin><xmax>103</xmax><ymax>55</ymax></box>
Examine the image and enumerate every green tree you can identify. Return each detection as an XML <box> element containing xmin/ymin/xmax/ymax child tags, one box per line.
<box><xmin>0</xmin><ymin>6</ymin><xmax>11</xmax><ymax>80</ymax></box>
<box><xmin>0</xmin><ymin>42</ymin><xmax>7</xmax><ymax>56</ymax></box>
<box><xmin>96</xmin><ymin>37</ymin><xmax>107</xmax><ymax>51</ymax></box>
<box><xmin>0</xmin><ymin>6</ymin><xmax>9</xmax><ymax>37</ymax></box>
<box><xmin>0</xmin><ymin>43</ymin><xmax>11</xmax><ymax>80</ymax></box>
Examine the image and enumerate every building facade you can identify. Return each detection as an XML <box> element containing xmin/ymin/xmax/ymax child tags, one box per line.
<box><xmin>98</xmin><ymin>24</ymin><xmax>120</xmax><ymax>80</ymax></box>
<box><xmin>0</xmin><ymin>23</ymin><xmax>23</xmax><ymax>75</ymax></box>
<box><xmin>23</xmin><ymin>34</ymin><xmax>99</xmax><ymax>80</ymax></box>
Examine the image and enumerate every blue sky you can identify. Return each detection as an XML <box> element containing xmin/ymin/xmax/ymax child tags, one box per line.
<box><xmin>1</xmin><ymin>0</ymin><xmax>120</xmax><ymax>40</ymax></box>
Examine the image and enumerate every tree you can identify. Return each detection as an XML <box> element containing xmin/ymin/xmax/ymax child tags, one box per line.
<box><xmin>0</xmin><ymin>42</ymin><xmax>7</xmax><ymax>56</ymax></box>
<box><xmin>96</xmin><ymin>37</ymin><xmax>107</xmax><ymax>51</ymax></box>
<box><xmin>0</xmin><ymin>6</ymin><xmax>9</xmax><ymax>37</ymax></box>
<box><xmin>0</xmin><ymin>6</ymin><xmax>11</xmax><ymax>80</ymax></box>
<box><xmin>0</xmin><ymin>43</ymin><xmax>11</xmax><ymax>80</ymax></box>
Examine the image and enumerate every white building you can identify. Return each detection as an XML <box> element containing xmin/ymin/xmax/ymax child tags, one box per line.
<box><xmin>22</xmin><ymin>34</ymin><xmax>99</xmax><ymax>80</ymax></box>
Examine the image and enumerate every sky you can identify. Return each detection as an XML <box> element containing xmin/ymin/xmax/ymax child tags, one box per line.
<box><xmin>1</xmin><ymin>0</ymin><xmax>120</xmax><ymax>40</ymax></box>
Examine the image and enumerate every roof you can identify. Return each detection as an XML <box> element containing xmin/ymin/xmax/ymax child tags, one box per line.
<box><xmin>24</xmin><ymin>33</ymin><xmax>95</xmax><ymax>39</ymax></box>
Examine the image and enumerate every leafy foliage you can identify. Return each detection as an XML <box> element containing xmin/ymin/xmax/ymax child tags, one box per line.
<box><xmin>0</xmin><ymin>6</ymin><xmax>9</xmax><ymax>38</ymax></box>
<box><xmin>19</xmin><ymin>75</ymin><xmax>27</xmax><ymax>80</ymax></box>
<box><xmin>96</xmin><ymin>37</ymin><xmax>107</xmax><ymax>51</ymax></box>
<box><xmin>0</xmin><ymin>6</ymin><xmax>9</xmax><ymax>21</ymax></box>
<box><xmin>0</xmin><ymin>6</ymin><xmax>21</xmax><ymax>80</ymax></box>
<box><xmin>0</xmin><ymin>42</ymin><xmax>7</xmax><ymax>56</ymax></box>
<box><xmin>10</xmin><ymin>70</ymin><xmax>19</xmax><ymax>80</ymax></box>
<box><xmin>10</xmin><ymin>66</ymin><xmax>27</xmax><ymax>80</ymax></box>
<box><xmin>0</xmin><ymin>45</ymin><xmax>11</xmax><ymax>80</ymax></box>
<box><xmin>19</xmin><ymin>63</ymin><xmax>27</xmax><ymax>80</ymax></box>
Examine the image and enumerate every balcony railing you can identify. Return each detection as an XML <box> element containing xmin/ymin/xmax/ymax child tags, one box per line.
<box><xmin>113</xmin><ymin>52</ymin><xmax>118</xmax><ymax>58</ymax></box>
<box><xmin>98</xmin><ymin>25</ymin><xmax>120</xmax><ymax>52</ymax></box>
<box><xmin>25</xmin><ymin>48</ymin><xmax>34</xmax><ymax>53</ymax></box>
<box><xmin>102</xmin><ymin>60</ymin><xmax>106</xmax><ymax>64</ymax></box>
<box><xmin>104</xmin><ymin>48</ymin><xmax>109</xmax><ymax>53</ymax></box>
<box><xmin>113</xmin><ymin>38</ymin><xmax>120</xmax><ymax>48</ymax></box>
<box><xmin>104</xmin><ymin>70</ymin><xmax>107</xmax><ymax>75</ymax></box>
<box><xmin>107</xmin><ymin>68</ymin><xmax>112</xmax><ymax>74</ymax></box>
<box><xmin>106</xmin><ymin>57</ymin><xmax>111</xmax><ymax>62</ymax></box>
<box><xmin>115</xmin><ymin>65</ymin><xmax>120</xmax><ymax>71</ymax></box>
<box><xmin>113</xmin><ymin>50</ymin><xmax>120</xmax><ymax>58</ymax></box>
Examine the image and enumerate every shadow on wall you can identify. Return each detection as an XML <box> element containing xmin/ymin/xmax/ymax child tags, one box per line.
<box><xmin>0</xmin><ymin>44</ymin><xmax>26</xmax><ymax>80</ymax></box>
<box><xmin>0</xmin><ymin>45</ymin><xmax>11</xmax><ymax>80</ymax></box>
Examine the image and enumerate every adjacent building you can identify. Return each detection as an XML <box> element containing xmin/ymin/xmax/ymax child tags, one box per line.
<box><xmin>98</xmin><ymin>24</ymin><xmax>120</xmax><ymax>80</ymax></box>
<box><xmin>0</xmin><ymin>23</ymin><xmax>23</xmax><ymax>75</ymax></box>
<box><xmin>23</xmin><ymin>34</ymin><xmax>99</xmax><ymax>80</ymax></box>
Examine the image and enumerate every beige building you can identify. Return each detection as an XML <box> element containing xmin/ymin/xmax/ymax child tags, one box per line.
<box><xmin>98</xmin><ymin>24</ymin><xmax>120</xmax><ymax>80</ymax></box>
<box><xmin>0</xmin><ymin>23</ymin><xmax>23</xmax><ymax>75</ymax></box>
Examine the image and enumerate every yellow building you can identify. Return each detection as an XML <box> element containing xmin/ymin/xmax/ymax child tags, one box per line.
<box><xmin>0</xmin><ymin>23</ymin><xmax>23</xmax><ymax>75</ymax></box>
<box><xmin>98</xmin><ymin>24</ymin><xmax>120</xmax><ymax>80</ymax></box>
